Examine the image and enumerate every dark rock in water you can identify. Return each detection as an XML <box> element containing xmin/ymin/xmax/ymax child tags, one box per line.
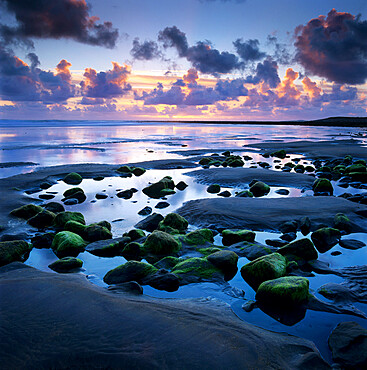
<box><xmin>265</xmin><ymin>239</ymin><xmax>288</xmax><ymax>248</ymax></box>
<box><xmin>311</xmin><ymin>227</ymin><xmax>341</xmax><ymax>253</ymax></box>
<box><xmin>28</xmin><ymin>209</ymin><xmax>55</xmax><ymax>229</ymax></box>
<box><xmin>144</xmin><ymin>231</ymin><xmax>180</xmax><ymax>255</ymax></box>
<box><xmin>142</xmin><ymin>176</ymin><xmax>175</xmax><ymax>199</ymax></box>
<box><xmin>31</xmin><ymin>232</ymin><xmax>55</xmax><ymax>249</ymax></box>
<box><xmin>104</xmin><ymin>261</ymin><xmax>157</xmax><ymax>285</ymax></box>
<box><xmin>207</xmin><ymin>184</ymin><xmax>221</xmax><ymax>194</ymax></box>
<box><xmin>0</xmin><ymin>233</ymin><xmax>29</xmax><ymax>242</ymax></box>
<box><xmin>135</xmin><ymin>213</ymin><xmax>164</xmax><ymax>232</ymax></box>
<box><xmin>125</xmin><ymin>229</ymin><xmax>145</xmax><ymax>241</ymax></box>
<box><xmin>250</xmin><ymin>181</ymin><xmax>270</xmax><ymax>197</ymax></box>
<box><xmin>143</xmin><ymin>269</ymin><xmax>180</xmax><ymax>292</ymax></box>
<box><xmin>48</xmin><ymin>257</ymin><xmax>83</xmax><ymax>273</ymax></box>
<box><xmin>154</xmin><ymin>256</ymin><xmax>179</xmax><ymax>270</ymax></box>
<box><xmin>333</xmin><ymin>212</ymin><xmax>352</xmax><ymax>233</ymax></box>
<box><xmin>235</xmin><ymin>190</ymin><xmax>253</xmax><ymax>198</ymax></box>
<box><xmin>159</xmin><ymin>213</ymin><xmax>188</xmax><ymax>233</ymax></box>
<box><xmin>0</xmin><ymin>240</ymin><xmax>31</xmax><ymax>266</ymax></box>
<box><xmin>280</xmin><ymin>232</ymin><xmax>297</xmax><ymax>242</ymax></box>
<box><xmin>107</xmin><ymin>281</ymin><xmax>143</xmax><ymax>295</ymax></box>
<box><xmin>155</xmin><ymin>201</ymin><xmax>170</xmax><ymax>209</ymax></box>
<box><xmin>331</xmin><ymin>251</ymin><xmax>342</xmax><ymax>256</ymax></box>
<box><xmin>138</xmin><ymin>206</ymin><xmax>152</xmax><ymax>216</ymax></box>
<box><xmin>95</xmin><ymin>193</ymin><xmax>108</xmax><ymax>199</ymax></box>
<box><xmin>54</xmin><ymin>211</ymin><xmax>85</xmax><ymax>228</ymax></box>
<box><xmin>93</xmin><ymin>176</ymin><xmax>104</xmax><ymax>181</ymax></box>
<box><xmin>43</xmin><ymin>202</ymin><xmax>65</xmax><ymax>214</ymax></box>
<box><xmin>86</xmin><ymin>237</ymin><xmax>130</xmax><ymax>257</ymax></box>
<box><xmin>10</xmin><ymin>204</ymin><xmax>43</xmax><ymax>220</ymax></box>
<box><xmin>207</xmin><ymin>250</ymin><xmax>238</xmax><ymax>274</ymax></box>
<box><xmin>312</xmin><ymin>178</ymin><xmax>333</xmax><ymax>195</ymax></box>
<box><xmin>279</xmin><ymin>220</ymin><xmax>298</xmax><ymax>234</ymax></box>
<box><xmin>278</xmin><ymin>238</ymin><xmax>318</xmax><ymax>261</ymax></box>
<box><xmin>63</xmin><ymin>172</ymin><xmax>82</xmax><ymax>185</ymax></box>
<box><xmin>271</xmin><ymin>149</ymin><xmax>286</xmax><ymax>159</ymax></box>
<box><xmin>51</xmin><ymin>231</ymin><xmax>86</xmax><ymax>258</ymax></box>
<box><xmin>275</xmin><ymin>189</ymin><xmax>289</xmax><ymax>195</ymax></box>
<box><xmin>176</xmin><ymin>181</ymin><xmax>188</xmax><ymax>191</ymax></box>
<box><xmin>40</xmin><ymin>181</ymin><xmax>53</xmax><ymax>189</ymax></box>
<box><xmin>181</xmin><ymin>228</ymin><xmax>214</xmax><ymax>246</ymax></box>
<box><xmin>328</xmin><ymin>321</ymin><xmax>367</xmax><ymax>369</ymax></box>
<box><xmin>339</xmin><ymin>238</ymin><xmax>366</xmax><ymax>250</ymax></box>
<box><xmin>25</xmin><ymin>187</ymin><xmax>41</xmax><ymax>194</ymax></box>
<box><xmin>97</xmin><ymin>220</ymin><xmax>111</xmax><ymax>231</ymax></box>
<box><xmin>132</xmin><ymin>167</ymin><xmax>146</xmax><ymax>176</ymax></box>
<box><xmin>39</xmin><ymin>194</ymin><xmax>55</xmax><ymax>200</ymax></box>
<box><xmin>222</xmin><ymin>229</ymin><xmax>255</xmax><ymax>246</ymax></box>
<box><xmin>122</xmin><ymin>242</ymin><xmax>141</xmax><ymax>260</ymax></box>
<box><xmin>63</xmin><ymin>198</ymin><xmax>78</xmax><ymax>205</ymax></box>
<box><xmin>83</xmin><ymin>224</ymin><xmax>112</xmax><ymax>242</ymax></box>
<box><xmin>218</xmin><ymin>190</ymin><xmax>231</xmax><ymax>197</ymax></box>
<box><xmin>299</xmin><ymin>216</ymin><xmax>311</xmax><ymax>235</ymax></box>
<box><xmin>63</xmin><ymin>190</ymin><xmax>86</xmax><ymax>204</ymax></box>
<box><xmin>117</xmin><ymin>189</ymin><xmax>134</xmax><ymax>199</ymax></box>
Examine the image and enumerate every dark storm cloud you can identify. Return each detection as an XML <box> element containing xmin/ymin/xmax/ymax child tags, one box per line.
<box><xmin>245</xmin><ymin>58</ymin><xmax>280</xmax><ymax>88</ymax></box>
<box><xmin>295</xmin><ymin>9</ymin><xmax>367</xmax><ymax>84</ymax></box>
<box><xmin>0</xmin><ymin>0</ymin><xmax>119</xmax><ymax>48</ymax></box>
<box><xmin>130</xmin><ymin>38</ymin><xmax>161</xmax><ymax>60</ymax></box>
<box><xmin>158</xmin><ymin>26</ymin><xmax>242</xmax><ymax>75</ymax></box>
<box><xmin>266</xmin><ymin>35</ymin><xmax>292</xmax><ymax>65</ymax></box>
<box><xmin>233</xmin><ymin>38</ymin><xmax>266</xmax><ymax>62</ymax></box>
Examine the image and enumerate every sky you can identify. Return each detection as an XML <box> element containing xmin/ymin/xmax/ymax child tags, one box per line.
<box><xmin>1</xmin><ymin>0</ymin><xmax>367</xmax><ymax>121</ymax></box>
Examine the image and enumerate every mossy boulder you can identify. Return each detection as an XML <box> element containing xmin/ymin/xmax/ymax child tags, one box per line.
<box><xmin>207</xmin><ymin>184</ymin><xmax>221</xmax><ymax>194</ymax></box>
<box><xmin>294</xmin><ymin>164</ymin><xmax>305</xmax><ymax>173</ymax></box>
<box><xmin>142</xmin><ymin>176</ymin><xmax>175</xmax><ymax>198</ymax></box>
<box><xmin>63</xmin><ymin>187</ymin><xmax>83</xmax><ymax>198</ymax></box>
<box><xmin>143</xmin><ymin>230</ymin><xmax>180</xmax><ymax>255</ymax></box>
<box><xmin>278</xmin><ymin>238</ymin><xmax>318</xmax><ymax>261</ymax></box>
<box><xmin>27</xmin><ymin>209</ymin><xmax>55</xmax><ymax>229</ymax></box>
<box><xmin>125</xmin><ymin>229</ymin><xmax>145</xmax><ymax>241</ymax></box>
<box><xmin>0</xmin><ymin>240</ymin><xmax>31</xmax><ymax>266</ymax></box>
<box><xmin>117</xmin><ymin>165</ymin><xmax>132</xmax><ymax>173</ymax></box>
<box><xmin>236</xmin><ymin>190</ymin><xmax>253</xmax><ymax>198</ymax></box>
<box><xmin>250</xmin><ymin>181</ymin><xmax>270</xmax><ymax>197</ymax></box>
<box><xmin>54</xmin><ymin>211</ymin><xmax>85</xmax><ymax>228</ymax></box>
<box><xmin>345</xmin><ymin>163</ymin><xmax>366</xmax><ymax>173</ymax></box>
<box><xmin>160</xmin><ymin>188</ymin><xmax>176</xmax><ymax>196</ymax></box>
<box><xmin>334</xmin><ymin>213</ymin><xmax>351</xmax><ymax>233</ymax></box>
<box><xmin>182</xmin><ymin>229</ymin><xmax>214</xmax><ymax>245</ymax></box>
<box><xmin>198</xmin><ymin>247</ymin><xmax>222</xmax><ymax>256</ymax></box>
<box><xmin>159</xmin><ymin>213</ymin><xmax>188</xmax><ymax>233</ymax></box>
<box><xmin>271</xmin><ymin>149</ymin><xmax>286</xmax><ymax>159</ymax></box>
<box><xmin>311</xmin><ymin>227</ymin><xmax>341</xmax><ymax>253</ymax></box>
<box><xmin>224</xmin><ymin>155</ymin><xmax>244</xmax><ymax>167</ymax></box>
<box><xmin>62</xmin><ymin>187</ymin><xmax>86</xmax><ymax>204</ymax></box>
<box><xmin>63</xmin><ymin>172</ymin><xmax>82</xmax><ymax>185</ymax></box>
<box><xmin>122</xmin><ymin>242</ymin><xmax>142</xmax><ymax>260</ymax></box>
<box><xmin>348</xmin><ymin>172</ymin><xmax>367</xmax><ymax>182</ymax></box>
<box><xmin>83</xmin><ymin>224</ymin><xmax>112</xmax><ymax>242</ymax></box>
<box><xmin>241</xmin><ymin>253</ymin><xmax>287</xmax><ymax>290</ymax></box>
<box><xmin>256</xmin><ymin>276</ymin><xmax>310</xmax><ymax>306</ymax></box>
<box><xmin>43</xmin><ymin>202</ymin><xmax>65</xmax><ymax>214</ymax></box>
<box><xmin>312</xmin><ymin>178</ymin><xmax>333</xmax><ymax>195</ymax></box>
<box><xmin>64</xmin><ymin>220</ymin><xmax>86</xmax><ymax>236</ymax></box>
<box><xmin>233</xmin><ymin>241</ymin><xmax>274</xmax><ymax>261</ymax></box>
<box><xmin>51</xmin><ymin>231</ymin><xmax>87</xmax><ymax>258</ymax></box>
<box><xmin>199</xmin><ymin>157</ymin><xmax>213</xmax><ymax>166</ymax></box>
<box><xmin>103</xmin><ymin>261</ymin><xmax>157</xmax><ymax>285</ymax></box>
<box><xmin>172</xmin><ymin>257</ymin><xmax>221</xmax><ymax>282</ymax></box>
<box><xmin>207</xmin><ymin>250</ymin><xmax>238</xmax><ymax>273</ymax></box>
<box><xmin>132</xmin><ymin>167</ymin><xmax>146</xmax><ymax>176</ymax></box>
<box><xmin>48</xmin><ymin>257</ymin><xmax>83</xmax><ymax>273</ymax></box>
<box><xmin>10</xmin><ymin>204</ymin><xmax>43</xmax><ymax>220</ymax></box>
<box><xmin>154</xmin><ymin>256</ymin><xmax>180</xmax><ymax>270</ymax></box>
<box><xmin>222</xmin><ymin>229</ymin><xmax>255</xmax><ymax>246</ymax></box>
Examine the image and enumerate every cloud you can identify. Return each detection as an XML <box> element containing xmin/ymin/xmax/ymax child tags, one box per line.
<box><xmin>295</xmin><ymin>8</ymin><xmax>367</xmax><ymax>84</ymax></box>
<box><xmin>158</xmin><ymin>26</ymin><xmax>189</xmax><ymax>57</ymax></box>
<box><xmin>233</xmin><ymin>38</ymin><xmax>266</xmax><ymax>62</ymax></box>
<box><xmin>130</xmin><ymin>38</ymin><xmax>161</xmax><ymax>60</ymax></box>
<box><xmin>302</xmin><ymin>76</ymin><xmax>321</xmax><ymax>99</ymax></box>
<box><xmin>135</xmin><ymin>83</ymin><xmax>185</xmax><ymax>105</ymax></box>
<box><xmin>245</xmin><ymin>58</ymin><xmax>280</xmax><ymax>88</ymax></box>
<box><xmin>80</xmin><ymin>62</ymin><xmax>131</xmax><ymax>99</ymax></box>
<box><xmin>0</xmin><ymin>0</ymin><xmax>119</xmax><ymax>48</ymax></box>
<box><xmin>267</xmin><ymin>35</ymin><xmax>292</xmax><ymax>65</ymax></box>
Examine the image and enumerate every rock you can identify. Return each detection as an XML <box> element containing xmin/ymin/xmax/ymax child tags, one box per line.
<box><xmin>39</xmin><ymin>194</ymin><xmax>55</xmax><ymax>200</ymax></box>
<box><xmin>40</xmin><ymin>181</ymin><xmax>53</xmax><ymax>189</ymax></box>
<box><xmin>10</xmin><ymin>204</ymin><xmax>43</xmax><ymax>220</ymax></box>
<box><xmin>182</xmin><ymin>229</ymin><xmax>214</xmax><ymax>245</ymax></box>
<box><xmin>340</xmin><ymin>238</ymin><xmax>366</xmax><ymax>250</ymax></box>
<box><xmin>271</xmin><ymin>149</ymin><xmax>286</xmax><ymax>159</ymax></box>
<box><xmin>143</xmin><ymin>269</ymin><xmax>180</xmax><ymax>292</ymax></box>
<box><xmin>241</xmin><ymin>253</ymin><xmax>287</xmax><ymax>290</ymax></box>
<box><xmin>207</xmin><ymin>250</ymin><xmax>238</xmax><ymax>274</ymax></box>
<box><xmin>256</xmin><ymin>276</ymin><xmax>310</xmax><ymax>307</ymax></box>
<box><xmin>135</xmin><ymin>213</ymin><xmax>164</xmax><ymax>232</ymax></box>
<box><xmin>31</xmin><ymin>232</ymin><xmax>55</xmax><ymax>249</ymax></box>
<box><xmin>63</xmin><ymin>187</ymin><xmax>83</xmax><ymax>198</ymax></box>
<box><xmin>93</xmin><ymin>176</ymin><xmax>104</xmax><ymax>181</ymax></box>
<box><xmin>64</xmin><ymin>198</ymin><xmax>78</xmax><ymax>205</ymax></box>
<box><xmin>95</xmin><ymin>193</ymin><xmax>108</xmax><ymax>200</ymax></box>
<box><xmin>0</xmin><ymin>240</ymin><xmax>31</xmax><ymax>266</ymax></box>
<box><xmin>160</xmin><ymin>189</ymin><xmax>176</xmax><ymax>197</ymax></box>
<box><xmin>138</xmin><ymin>206</ymin><xmax>152</xmax><ymax>216</ymax></box>
<box><xmin>222</xmin><ymin>229</ymin><xmax>255</xmax><ymax>246</ymax></box>
<box><xmin>333</xmin><ymin>212</ymin><xmax>352</xmax><ymax>233</ymax></box>
<box><xmin>250</xmin><ymin>181</ymin><xmax>270</xmax><ymax>197</ymax></box>
<box><xmin>279</xmin><ymin>220</ymin><xmax>298</xmax><ymax>234</ymax></box>
<box><xmin>132</xmin><ymin>167</ymin><xmax>146</xmax><ymax>176</ymax></box>
<box><xmin>48</xmin><ymin>257</ymin><xmax>83</xmax><ymax>273</ymax></box>
<box><xmin>176</xmin><ymin>181</ymin><xmax>188</xmax><ymax>191</ymax></box>
<box><xmin>0</xmin><ymin>233</ymin><xmax>29</xmax><ymax>242</ymax></box>
<box><xmin>278</xmin><ymin>238</ymin><xmax>318</xmax><ymax>261</ymax></box>
<box><xmin>299</xmin><ymin>216</ymin><xmax>311</xmax><ymax>235</ymax></box>
<box><xmin>27</xmin><ymin>209</ymin><xmax>55</xmax><ymax>229</ymax></box>
<box><xmin>224</xmin><ymin>155</ymin><xmax>244</xmax><ymax>167</ymax></box>
<box><xmin>345</xmin><ymin>163</ymin><xmax>367</xmax><ymax>174</ymax></box>
<box><xmin>143</xmin><ymin>231</ymin><xmax>180</xmax><ymax>255</ymax></box>
<box><xmin>155</xmin><ymin>201</ymin><xmax>170</xmax><ymax>209</ymax></box>
<box><xmin>103</xmin><ymin>261</ymin><xmax>157</xmax><ymax>285</ymax></box>
<box><xmin>117</xmin><ymin>189</ymin><xmax>134</xmax><ymax>199</ymax></box>
<box><xmin>154</xmin><ymin>256</ymin><xmax>180</xmax><ymax>270</ymax></box>
<box><xmin>43</xmin><ymin>202</ymin><xmax>65</xmax><ymax>213</ymax></box>
<box><xmin>64</xmin><ymin>220</ymin><xmax>86</xmax><ymax>236</ymax></box>
<box><xmin>235</xmin><ymin>190</ymin><xmax>253</xmax><ymax>198</ymax></box>
<box><xmin>218</xmin><ymin>190</ymin><xmax>231</xmax><ymax>197</ymax></box>
<box><xmin>122</xmin><ymin>242</ymin><xmax>141</xmax><ymax>260</ymax></box>
<box><xmin>54</xmin><ymin>211</ymin><xmax>85</xmax><ymax>229</ymax></box>
<box><xmin>86</xmin><ymin>237</ymin><xmax>130</xmax><ymax>257</ymax></box>
<box><xmin>280</xmin><ymin>232</ymin><xmax>297</xmax><ymax>242</ymax></box>
<box><xmin>265</xmin><ymin>239</ymin><xmax>288</xmax><ymax>248</ymax></box>
<box><xmin>232</xmin><ymin>241</ymin><xmax>276</xmax><ymax>261</ymax></box>
<box><xmin>275</xmin><ymin>189</ymin><xmax>289</xmax><ymax>195</ymax></box>
<box><xmin>63</xmin><ymin>172</ymin><xmax>82</xmax><ymax>185</ymax></box>
<box><xmin>142</xmin><ymin>176</ymin><xmax>175</xmax><ymax>199</ymax></box>
<box><xmin>125</xmin><ymin>229</ymin><xmax>145</xmax><ymax>241</ymax></box>
<box><xmin>313</xmin><ymin>178</ymin><xmax>333</xmax><ymax>195</ymax></box>
<box><xmin>83</xmin><ymin>225</ymin><xmax>112</xmax><ymax>242</ymax></box>
<box><xmin>97</xmin><ymin>220</ymin><xmax>111</xmax><ymax>231</ymax></box>
<box><xmin>51</xmin><ymin>231</ymin><xmax>86</xmax><ymax>258</ymax></box>
<box><xmin>117</xmin><ymin>165</ymin><xmax>132</xmax><ymax>173</ymax></box>
<box><xmin>207</xmin><ymin>184</ymin><xmax>221</xmax><ymax>194</ymax></box>
<box><xmin>311</xmin><ymin>227</ymin><xmax>341</xmax><ymax>253</ymax></box>
<box><xmin>159</xmin><ymin>213</ymin><xmax>188</xmax><ymax>233</ymax></box>
<box><xmin>328</xmin><ymin>322</ymin><xmax>367</xmax><ymax>369</ymax></box>
<box><xmin>294</xmin><ymin>164</ymin><xmax>305</xmax><ymax>173</ymax></box>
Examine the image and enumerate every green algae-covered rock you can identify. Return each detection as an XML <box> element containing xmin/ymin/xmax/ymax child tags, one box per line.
<box><xmin>305</xmin><ymin>165</ymin><xmax>315</xmax><ymax>172</ymax></box>
<box><xmin>345</xmin><ymin>163</ymin><xmax>366</xmax><ymax>173</ymax></box>
<box><xmin>199</xmin><ymin>157</ymin><xmax>213</xmax><ymax>166</ymax></box>
<box><xmin>183</xmin><ymin>229</ymin><xmax>214</xmax><ymax>245</ymax></box>
<box><xmin>51</xmin><ymin>231</ymin><xmax>87</xmax><ymax>258</ymax></box>
<box><xmin>103</xmin><ymin>260</ymin><xmax>157</xmax><ymax>285</ymax></box>
<box><xmin>256</xmin><ymin>276</ymin><xmax>310</xmax><ymax>306</ymax></box>
<box><xmin>250</xmin><ymin>181</ymin><xmax>270</xmax><ymax>197</ymax></box>
<box><xmin>132</xmin><ymin>167</ymin><xmax>146</xmax><ymax>176</ymax></box>
<box><xmin>142</xmin><ymin>176</ymin><xmax>175</xmax><ymax>199</ymax></box>
<box><xmin>160</xmin><ymin>188</ymin><xmax>176</xmax><ymax>196</ymax></box>
<box><xmin>143</xmin><ymin>230</ymin><xmax>180</xmax><ymax>255</ymax></box>
<box><xmin>311</xmin><ymin>227</ymin><xmax>341</xmax><ymax>253</ymax></box>
<box><xmin>207</xmin><ymin>184</ymin><xmax>221</xmax><ymax>193</ymax></box>
<box><xmin>198</xmin><ymin>247</ymin><xmax>222</xmax><ymax>257</ymax></box>
<box><xmin>222</xmin><ymin>229</ymin><xmax>256</xmax><ymax>246</ymax></box>
<box><xmin>96</xmin><ymin>220</ymin><xmax>111</xmax><ymax>231</ymax></box>
<box><xmin>278</xmin><ymin>238</ymin><xmax>318</xmax><ymax>261</ymax></box>
<box><xmin>312</xmin><ymin>178</ymin><xmax>333</xmax><ymax>195</ymax></box>
<box><xmin>63</xmin><ymin>172</ymin><xmax>82</xmax><ymax>185</ymax></box>
<box><xmin>207</xmin><ymin>250</ymin><xmax>238</xmax><ymax>273</ymax></box>
<box><xmin>334</xmin><ymin>213</ymin><xmax>351</xmax><ymax>233</ymax></box>
<box><xmin>159</xmin><ymin>213</ymin><xmax>188</xmax><ymax>233</ymax></box>
<box><xmin>235</xmin><ymin>190</ymin><xmax>253</xmax><ymax>198</ymax></box>
<box><xmin>63</xmin><ymin>187</ymin><xmax>84</xmax><ymax>198</ymax></box>
<box><xmin>348</xmin><ymin>171</ymin><xmax>367</xmax><ymax>182</ymax></box>
<box><xmin>294</xmin><ymin>164</ymin><xmax>305</xmax><ymax>173</ymax></box>
<box><xmin>224</xmin><ymin>155</ymin><xmax>244</xmax><ymax>167</ymax></box>
<box><xmin>54</xmin><ymin>211</ymin><xmax>86</xmax><ymax>228</ymax></box>
<box><xmin>122</xmin><ymin>242</ymin><xmax>142</xmax><ymax>260</ymax></box>
<box><xmin>125</xmin><ymin>229</ymin><xmax>145</xmax><ymax>241</ymax></box>
<box><xmin>48</xmin><ymin>257</ymin><xmax>83</xmax><ymax>273</ymax></box>
<box><xmin>235</xmin><ymin>242</ymin><xmax>274</xmax><ymax>261</ymax></box>
<box><xmin>271</xmin><ymin>149</ymin><xmax>286</xmax><ymax>159</ymax></box>
<box><xmin>0</xmin><ymin>240</ymin><xmax>31</xmax><ymax>267</ymax></box>
<box><xmin>64</xmin><ymin>220</ymin><xmax>86</xmax><ymax>236</ymax></box>
<box><xmin>241</xmin><ymin>253</ymin><xmax>287</xmax><ymax>290</ymax></box>
<box><xmin>154</xmin><ymin>256</ymin><xmax>180</xmax><ymax>270</ymax></box>
<box><xmin>83</xmin><ymin>224</ymin><xmax>112</xmax><ymax>242</ymax></box>
<box><xmin>117</xmin><ymin>165</ymin><xmax>132</xmax><ymax>173</ymax></box>
<box><xmin>27</xmin><ymin>209</ymin><xmax>55</xmax><ymax>229</ymax></box>
<box><xmin>10</xmin><ymin>204</ymin><xmax>43</xmax><ymax>220</ymax></box>
<box><xmin>172</xmin><ymin>257</ymin><xmax>221</xmax><ymax>281</ymax></box>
